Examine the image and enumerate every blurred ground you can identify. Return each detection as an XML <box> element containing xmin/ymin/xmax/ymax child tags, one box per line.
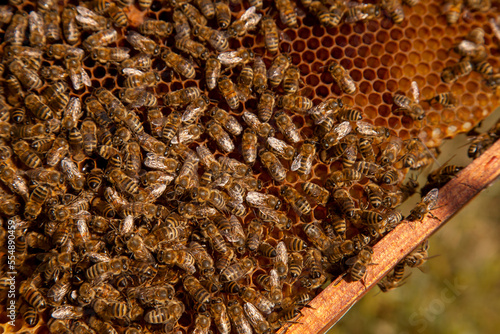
<box><xmin>329</xmin><ymin>111</ymin><xmax>500</xmax><ymax>334</ymax></box>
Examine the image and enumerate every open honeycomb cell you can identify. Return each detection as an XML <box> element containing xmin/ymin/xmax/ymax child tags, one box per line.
<box><xmin>1</xmin><ymin>0</ymin><xmax>500</xmax><ymax>333</ymax></box>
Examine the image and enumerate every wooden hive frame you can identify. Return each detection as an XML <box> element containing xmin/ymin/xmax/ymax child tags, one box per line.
<box><xmin>279</xmin><ymin>138</ymin><xmax>500</xmax><ymax>334</ymax></box>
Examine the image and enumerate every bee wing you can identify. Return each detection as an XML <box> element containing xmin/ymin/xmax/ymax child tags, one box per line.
<box><xmin>244</xmin><ymin>302</ymin><xmax>266</xmax><ymax>326</ymax></box>
<box><xmin>356</xmin><ymin>120</ymin><xmax>377</xmax><ymax>136</ymax></box>
<box><xmin>422</xmin><ymin>188</ymin><xmax>439</xmax><ymax>209</ymax></box>
<box><xmin>269</xmin><ymin>268</ymin><xmax>280</xmax><ymax>288</ymax></box>
<box><xmin>275</xmin><ymin>241</ymin><xmax>288</xmax><ymax>266</ymax></box>
<box><xmin>126</xmin><ymin>31</ymin><xmax>148</xmax><ymax>49</ymax></box>
<box><xmin>256</xmin><ymin>207</ymin><xmax>279</xmax><ymax>223</ymax></box>
<box><xmin>76</xmin><ymin>218</ymin><xmax>90</xmax><ymax>244</ymax></box>
<box><xmin>246</xmin><ymin>191</ymin><xmax>268</xmax><ymax>207</ymax></box>
<box><xmin>240</xmin><ymin>6</ymin><xmax>257</xmax><ymax>22</ymax></box>
<box><xmin>48</xmin><ymin>282</ymin><xmax>72</xmax><ymax>304</ymax></box>
<box><xmin>119</xmin><ymin>215</ymin><xmax>135</xmax><ymax>235</ymax></box>
<box><xmin>228</xmin><ymin>215</ymin><xmax>245</xmax><ymax>240</ymax></box>
<box><xmin>267</xmin><ymin>137</ymin><xmax>287</xmax><ymax>155</ymax></box>
<box><xmin>290</xmin><ymin>153</ymin><xmax>303</xmax><ymax>172</ymax></box>
<box><xmin>490</xmin><ymin>18</ymin><xmax>500</xmax><ymax>41</ymax></box>
<box><xmin>304</xmin><ymin>155</ymin><xmax>313</xmax><ymax>176</ymax></box>
<box><xmin>64</xmin><ymin>96</ymin><xmax>83</xmax><ymax>120</ymax></box>
<box><xmin>145</xmin><ymin>182</ymin><xmax>168</xmax><ymax>202</ymax></box>
<box><xmin>70</xmin><ymin>67</ymin><xmax>92</xmax><ymax>90</ymax></box>
<box><xmin>122</xmin><ymin>68</ymin><xmax>144</xmax><ymax>76</ymax></box>
<box><xmin>217</xmin><ymin>50</ymin><xmax>243</xmax><ymax>66</ymax></box>
<box><xmin>52</xmin><ymin>305</ymin><xmax>83</xmax><ymax>320</ymax></box>
<box><xmin>85</xmin><ymin>251</ymin><xmax>111</xmax><ymax>263</ymax></box>
<box><xmin>410</xmin><ymin>81</ymin><xmax>420</xmax><ymax>103</ymax></box>
<box><xmin>218</xmin><ymin>130</ymin><xmax>235</xmax><ymax>153</ymax></box>
<box><xmin>457</xmin><ymin>40</ymin><xmax>478</xmax><ymax>54</ymax></box>
<box><xmin>242</xmin><ymin>111</ymin><xmax>260</xmax><ymax>129</ymax></box>
<box><xmin>333</xmin><ymin>121</ymin><xmax>352</xmax><ymax>141</ymax></box>
<box><xmin>344</xmin><ymin>255</ymin><xmax>358</xmax><ymax>266</ymax></box>
<box><xmin>211</xmin><ymin>172</ymin><xmax>231</xmax><ymax>188</ymax></box>
<box><xmin>29</xmin><ymin>11</ymin><xmax>44</xmax><ymax>30</ymax></box>
<box><xmin>126</xmin><ymin>89</ymin><xmax>149</xmax><ymax>108</ymax></box>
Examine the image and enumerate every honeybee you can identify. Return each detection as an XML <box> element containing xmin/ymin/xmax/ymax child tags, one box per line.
<box><xmin>252</xmin><ymin>57</ymin><xmax>268</xmax><ymax>95</ymax></box>
<box><xmin>220</xmin><ymin>257</ymin><xmax>255</xmax><ymax>282</ymax></box>
<box><xmin>156</xmin><ymin>244</ymin><xmax>199</xmax><ymax>274</ymax></box>
<box><xmin>192</xmin><ymin>22</ymin><xmax>229</xmax><ymax>51</ymax></box>
<box><xmin>239</xmin><ymin>128</ymin><xmax>258</xmax><ymax>165</ymax></box>
<box><xmin>191</xmin><ymin>313</ymin><xmax>212</xmax><ymax>334</ymax></box>
<box><xmin>80</xmin><ymin>120</ymin><xmax>97</xmax><ymax>156</ymax></box>
<box><xmin>302</xmin><ymin>181</ymin><xmax>329</xmax><ymax>205</ymax></box>
<box><xmin>143</xmin><ymin>153</ymin><xmax>179</xmax><ymax>173</ymax></box>
<box><xmin>205</xmin><ymin>120</ymin><xmax>234</xmax><ymax>153</ymax></box>
<box><xmin>291</xmin><ymin>142</ymin><xmax>316</xmax><ymax>177</ymax></box>
<box><xmin>24</xmin><ymin>94</ymin><xmax>52</xmax><ymax>120</ymax></box>
<box><xmin>210</xmin><ymin>107</ymin><xmax>243</xmax><ymax>137</ymax></box>
<box><xmin>303</xmin><ymin>222</ymin><xmax>332</xmax><ymax>251</ymax></box>
<box><xmin>244</xmin><ymin>302</ymin><xmax>271</xmax><ymax>334</ymax></box>
<box><xmin>345</xmin><ymin>247</ymin><xmax>374</xmax><ymax>282</ymax></box>
<box><xmin>310</xmin><ymin>1</ymin><xmax>341</xmax><ymax>28</ymax></box>
<box><xmin>82</xmin><ymin>29</ymin><xmax>119</xmax><ymax>50</ymax></box>
<box><xmin>407</xmin><ymin>188</ymin><xmax>439</xmax><ymax>222</ymax></box>
<box><xmin>120</xmin><ymin>88</ymin><xmax>157</xmax><ymax>108</ymax></box>
<box><xmin>378</xmin><ymin>262</ymin><xmax>408</xmax><ymax>292</ymax></box>
<box><xmin>5</xmin><ymin>12</ymin><xmax>28</xmax><ymax>46</ymax></box>
<box><xmin>28</xmin><ymin>11</ymin><xmax>46</xmax><ymax>47</ymax></box>
<box><xmin>245</xmin><ymin>191</ymin><xmax>281</xmax><ymax>210</ymax></box>
<box><xmin>322</xmin><ymin>121</ymin><xmax>352</xmax><ymax>149</ymax></box>
<box><xmin>245</xmin><ymin>220</ymin><xmax>262</xmax><ymax>254</ymax></box>
<box><xmin>468</xmin><ymin>132</ymin><xmax>495</xmax><ymax>159</ymax></box>
<box><xmin>209</xmin><ymin>297</ymin><xmax>231</xmax><ymax>334</ymax></box>
<box><xmin>161</xmin><ymin>47</ymin><xmax>196</xmax><ymax>79</ymax></box>
<box><xmin>227</xmin><ymin>300</ymin><xmax>253</xmax><ymax>334</ymax></box>
<box><xmin>328</xmin><ymin>60</ymin><xmax>357</xmax><ymax>94</ymax></box>
<box><xmin>393</xmin><ymin>81</ymin><xmax>425</xmax><ymax>120</ymax></box>
<box><xmin>278</xmin><ymin>94</ymin><xmax>313</xmax><ymax>114</ymax></box>
<box><xmin>65</xmin><ymin>54</ymin><xmax>92</xmax><ymax>90</ymax></box>
<box><xmin>182</xmin><ymin>275</ymin><xmax>211</xmax><ymax>310</ymax></box>
<box><xmin>241</xmin><ymin>112</ymin><xmax>273</xmax><ymax>140</ymax></box>
<box><xmin>380</xmin><ymin>0</ymin><xmax>404</xmax><ymax>24</ymax></box>
<box><xmin>122</xmin><ymin>69</ymin><xmax>160</xmax><ymax>89</ymax></box>
<box><xmin>240</xmin><ymin>286</ymin><xmax>274</xmax><ymax>315</ymax></box>
<box><xmin>176</xmin><ymin>36</ymin><xmax>210</xmax><ymax>60</ymax></box>
<box><xmin>259</xmin><ymin>151</ymin><xmax>286</xmax><ymax>183</ymax></box>
<box><xmin>59</xmin><ymin>8</ymin><xmax>79</xmax><ymax>44</ymax></box>
<box><xmin>443</xmin><ymin>0</ymin><xmax>463</xmax><ymax>24</ymax></box>
<box><xmin>75</xmin><ymin>5</ymin><xmax>110</xmax><ymax>31</ymax></box>
<box><xmin>274</xmin><ymin>111</ymin><xmax>301</xmax><ymax>143</ymax></box>
<box><xmin>380</xmin><ymin>137</ymin><xmax>403</xmax><ymax>165</ymax></box>
<box><xmin>46</xmin><ymin>137</ymin><xmax>69</xmax><ymax>167</ymax></box>
<box><xmin>9</xmin><ymin>59</ymin><xmax>43</xmax><ymax>90</ymax></box>
<box><xmin>268</xmin><ymin>54</ymin><xmax>291</xmax><ymax>88</ymax></box>
<box><xmin>40</xmin><ymin>65</ymin><xmax>68</xmax><ymax>82</ymax></box>
<box><xmin>441</xmin><ymin>59</ymin><xmax>473</xmax><ymax>83</ymax></box>
<box><xmin>213</xmin><ymin>0</ymin><xmax>230</xmax><ymax>29</ymax></box>
<box><xmin>266</xmin><ymin>137</ymin><xmax>294</xmax><ymax>161</ymax></box>
<box><xmin>11</xmin><ymin>123</ymin><xmax>47</xmax><ymax>140</ymax></box>
<box><xmin>276</xmin><ymin>0</ymin><xmax>298</xmax><ymax>27</ymax></box>
<box><xmin>218</xmin><ymin>49</ymin><xmax>255</xmax><ymax>70</ymax></box>
<box><xmin>332</xmin><ymin>188</ymin><xmax>356</xmax><ymax>218</ymax></box>
<box><xmin>428</xmin><ymin>92</ymin><xmax>458</xmax><ymax>108</ymax></box>
<box><xmin>0</xmin><ymin>6</ymin><xmax>13</xmax><ymax>26</ymax></box>
<box><xmin>188</xmin><ymin>241</ymin><xmax>215</xmax><ymax>276</ymax></box>
<box><xmin>13</xmin><ymin>140</ymin><xmax>42</xmax><ymax>169</ymax></box>
<box><xmin>170</xmin><ymin>123</ymin><xmax>204</xmax><ymax>145</ymax></box>
<box><xmin>90</xmin><ymin>47</ymin><xmax>130</xmax><ymax>65</ymax></box>
<box><xmin>227</xmin><ymin>6</ymin><xmax>262</xmax><ymax>38</ymax></box>
<box><xmin>126</xmin><ymin>31</ymin><xmax>160</xmax><ymax>56</ymax></box>
<box><xmin>259</xmin><ymin>15</ymin><xmax>280</xmax><ymax>54</ymax></box>
<box><xmin>475</xmin><ymin>60</ymin><xmax>493</xmax><ymax>76</ymax></box>
<box><xmin>20</xmin><ymin>276</ymin><xmax>47</xmax><ymax>312</ymax></box>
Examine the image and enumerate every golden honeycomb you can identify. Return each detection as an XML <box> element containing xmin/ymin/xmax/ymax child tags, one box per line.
<box><xmin>0</xmin><ymin>0</ymin><xmax>499</xmax><ymax>333</ymax></box>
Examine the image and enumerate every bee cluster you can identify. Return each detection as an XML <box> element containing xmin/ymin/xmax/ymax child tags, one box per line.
<box><xmin>0</xmin><ymin>0</ymin><xmax>499</xmax><ymax>333</ymax></box>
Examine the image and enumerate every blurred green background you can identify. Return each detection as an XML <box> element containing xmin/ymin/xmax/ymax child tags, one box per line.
<box><xmin>329</xmin><ymin>112</ymin><xmax>500</xmax><ymax>334</ymax></box>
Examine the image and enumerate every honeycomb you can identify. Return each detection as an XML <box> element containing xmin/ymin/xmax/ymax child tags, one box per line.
<box><xmin>0</xmin><ymin>0</ymin><xmax>499</xmax><ymax>333</ymax></box>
